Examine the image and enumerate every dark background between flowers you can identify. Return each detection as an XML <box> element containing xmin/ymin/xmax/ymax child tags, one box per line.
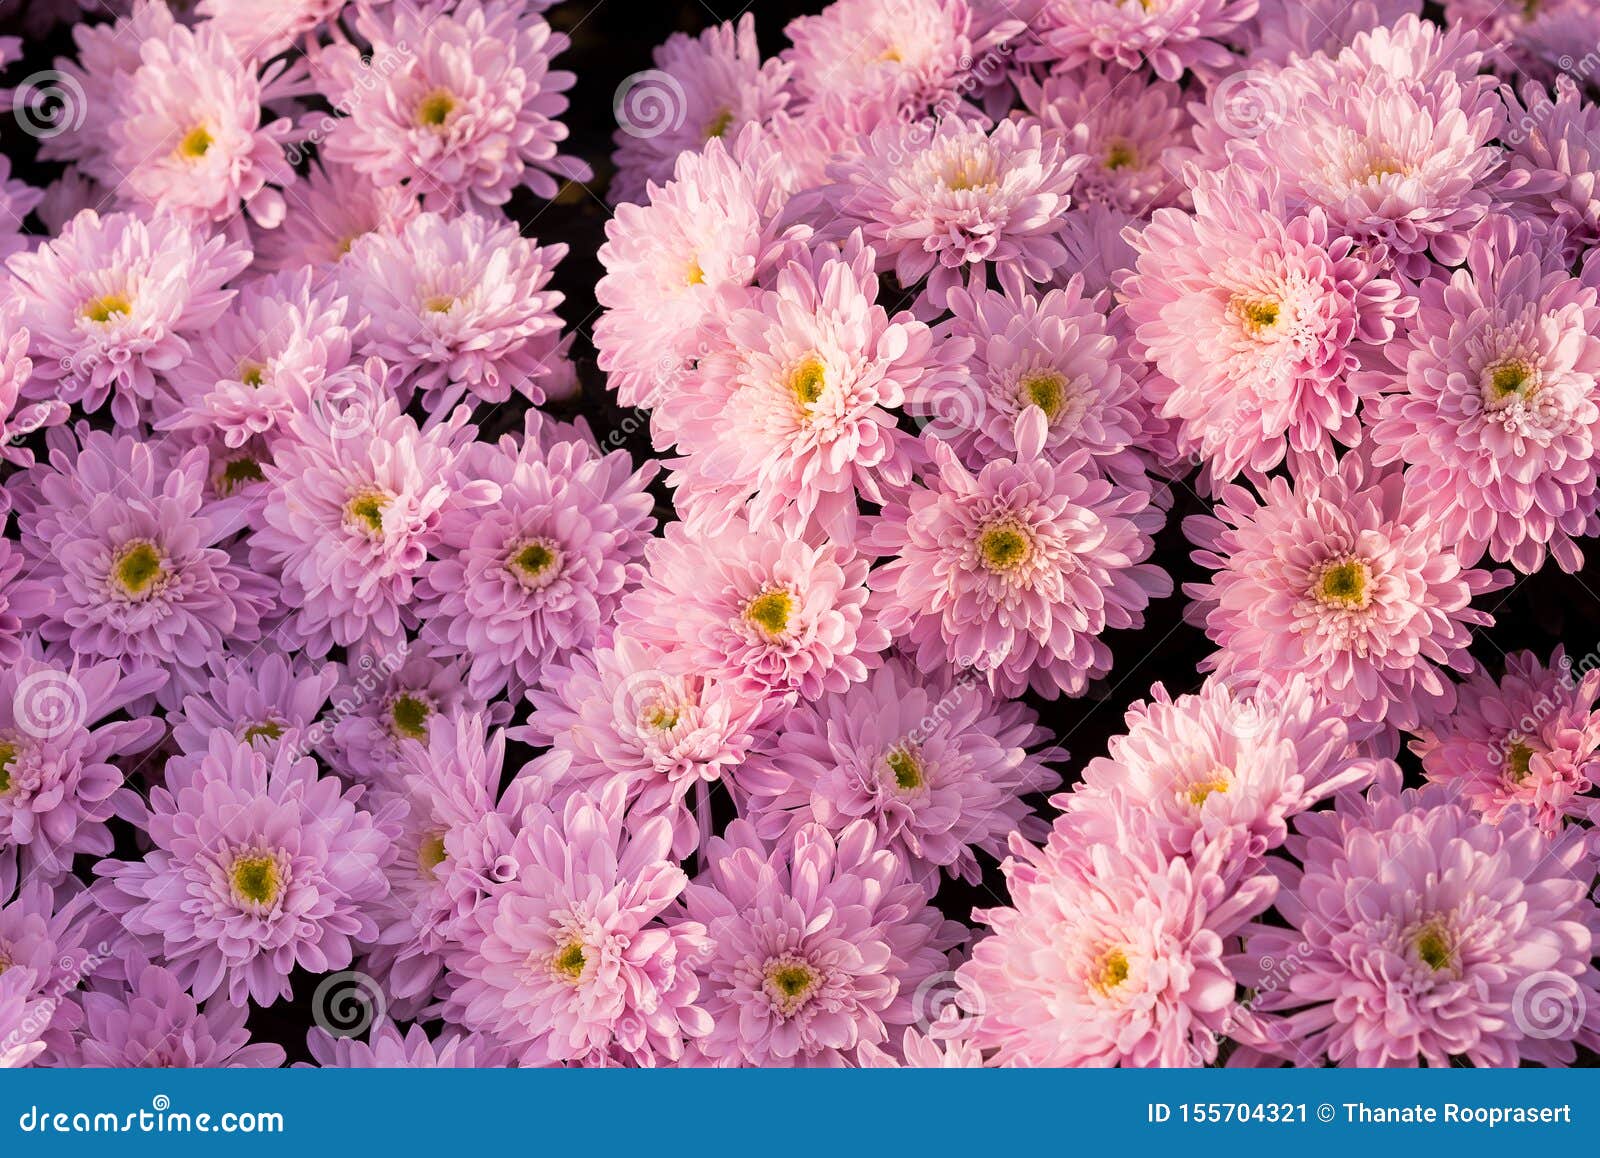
<box><xmin>3</xmin><ymin>0</ymin><xmax>1597</xmax><ymax>1065</ymax></box>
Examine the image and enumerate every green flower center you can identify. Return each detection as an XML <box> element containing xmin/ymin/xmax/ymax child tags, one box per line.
<box><xmin>744</xmin><ymin>589</ymin><xmax>794</xmax><ymax>638</ymax></box>
<box><xmin>1104</xmin><ymin>139</ymin><xmax>1136</xmax><ymax>170</ymax></box>
<box><xmin>390</xmin><ymin>694</ymin><xmax>431</xmax><ymax>741</ymax></box>
<box><xmin>418</xmin><ymin>833</ymin><xmax>448</xmax><ymax>876</ymax></box>
<box><xmin>217</xmin><ymin>457</ymin><xmax>266</xmax><ymax>496</ymax></box>
<box><xmin>0</xmin><ymin>740</ymin><xmax>15</xmax><ymax>795</ymax></box>
<box><xmin>978</xmin><ymin>523</ymin><xmax>1031</xmax><ymax>573</ymax></box>
<box><xmin>231</xmin><ymin>855</ymin><xmax>281</xmax><ymax>907</ymax></box>
<box><xmin>1506</xmin><ymin>741</ymin><xmax>1536</xmax><ymax>785</ymax></box>
<box><xmin>82</xmin><ymin>294</ymin><xmax>132</xmax><ymax>324</ymax></box>
<box><xmin>1486</xmin><ymin>360</ymin><xmax>1537</xmax><ymax>406</ymax></box>
<box><xmin>1019</xmin><ymin>370</ymin><xmax>1066</xmax><ymax>421</ymax></box>
<box><xmin>705</xmin><ymin>108</ymin><xmax>734</xmax><ymax>139</ymax></box>
<box><xmin>177</xmin><ymin>125</ymin><xmax>213</xmax><ymax>159</ymax></box>
<box><xmin>508</xmin><ymin>539</ymin><xmax>561</xmax><ymax>588</ymax></box>
<box><xmin>553</xmin><ymin>941</ymin><xmax>587</xmax><ymax>982</ymax></box>
<box><xmin>763</xmin><ymin>957</ymin><xmax>820</xmax><ymax>1013</ymax></box>
<box><xmin>241</xmin><ymin>720</ymin><xmax>284</xmax><ymax>745</ymax></box>
<box><xmin>344</xmin><ymin>490</ymin><xmax>390</xmax><ymax>537</ymax></box>
<box><xmin>416</xmin><ymin>90</ymin><xmax>455</xmax><ymax>128</ymax></box>
<box><xmin>885</xmin><ymin>747</ymin><xmax>923</xmax><ymax>791</ymax></box>
<box><xmin>1315</xmin><ymin>558</ymin><xmax>1370</xmax><ymax>609</ymax></box>
<box><xmin>111</xmin><ymin>540</ymin><xmax>166</xmax><ymax>600</ymax></box>
<box><xmin>1414</xmin><ymin>923</ymin><xmax>1453</xmax><ymax>972</ymax></box>
<box><xmin>238</xmin><ymin>361</ymin><xmax>266</xmax><ymax>387</ymax></box>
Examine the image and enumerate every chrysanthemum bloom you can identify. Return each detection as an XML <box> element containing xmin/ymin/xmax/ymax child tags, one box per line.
<box><xmin>308</xmin><ymin>1019</ymin><xmax>507</xmax><ymax>1068</ymax></box>
<box><xmin>1248</xmin><ymin>0</ymin><xmax>1420</xmax><ymax>66</ymax></box>
<box><xmin>197</xmin><ymin>0</ymin><xmax>345</xmax><ymax>62</ymax></box>
<box><xmin>7</xmin><ymin>210</ymin><xmax>250</xmax><ymax>425</ymax></box>
<box><xmin>519</xmin><ymin>633</ymin><xmax>768</xmax><ymax>860</ymax></box>
<box><xmin>595</xmin><ymin>132</ymin><xmax>800</xmax><ymax>410</ymax></box>
<box><xmin>743</xmin><ymin>656</ymin><xmax>1056</xmax><ymax>885</ymax></box>
<box><xmin>620</xmin><ymin>517</ymin><xmax>888</xmax><ymax>703</ymax></box>
<box><xmin>912</xmin><ymin>276</ymin><xmax>1148</xmax><ymax>490</ymax></box>
<box><xmin>0</xmin><ymin>536</ymin><xmax>50</xmax><ymax>673</ymax></box>
<box><xmin>252</xmin><ymin>380</ymin><xmax>496</xmax><ymax>657</ymax></box>
<box><xmin>958</xmin><ymin>816</ymin><xmax>1276</xmax><ymax>1066</ymax></box>
<box><xmin>610</xmin><ymin>14</ymin><xmax>792</xmax><ymax>205</ymax></box>
<box><xmin>158</xmin><ymin>268</ymin><xmax>358</xmax><ymax>451</ymax></box>
<box><xmin>1027</xmin><ymin>0</ymin><xmax>1258</xmax><ymax>81</ymax></box>
<box><xmin>868</xmin><ymin>424</ymin><xmax>1170</xmax><ymax>700</ymax></box>
<box><xmin>0</xmin><ymin>158</ymin><xmax>41</xmax><ymax>263</ymax></box>
<box><xmin>1060</xmin><ymin>673</ymin><xmax>1381</xmax><ymax>872</ymax></box>
<box><xmin>0</xmin><ymin>652</ymin><xmax>163</xmax><ymax>890</ymax></box>
<box><xmin>17</xmin><ymin>431</ymin><xmax>275</xmax><ymax>707</ymax></box>
<box><xmin>70</xmin><ymin>955</ymin><xmax>286</xmax><ymax>1068</ymax></box>
<box><xmin>783</xmin><ymin>0</ymin><xmax>997</xmax><ymax>121</ymax></box>
<box><xmin>318</xmin><ymin>653</ymin><xmax>473</xmax><ymax>786</ymax></box>
<box><xmin>250</xmin><ymin>160</ymin><xmax>421</xmax><ymax>274</ymax></box>
<box><xmin>342</xmin><ymin>212</ymin><xmax>566</xmax><ymax>412</ymax></box>
<box><xmin>1017</xmin><ymin>67</ymin><xmax>1190</xmax><ymax>216</ymax></box>
<box><xmin>1242</xmin><ymin>786</ymin><xmax>1600</xmax><ymax>1066</ymax></box>
<box><xmin>0</xmin><ymin>881</ymin><xmax>99</xmax><ymax>1062</ymax></box>
<box><xmin>678</xmin><ymin>820</ymin><xmax>962</xmax><ymax>1067</ymax></box>
<box><xmin>108</xmin><ymin>19</ymin><xmax>297</xmax><ymax>229</ymax></box>
<box><xmin>168</xmin><ymin>646</ymin><xmax>340</xmax><ymax>758</ymax></box>
<box><xmin>451</xmin><ymin>787</ymin><xmax>712</xmax><ymax>1066</ymax></box>
<box><xmin>416</xmin><ymin>415</ymin><xmax>655</xmax><ymax>701</ymax></box>
<box><xmin>1367</xmin><ymin>216</ymin><xmax>1600</xmax><ymax>573</ymax></box>
<box><xmin>1123</xmin><ymin>165</ymin><xmax>1411</xmax><ymax>490</ymax></box>
<box><xmin>658</xmin><ymin>235</ymin><xmax>962</xmax><ymax>544</ymax></box>
<box><xmin>822</xmin><ymin>116</ymin><xmax>1086</xmax><ymax>314</ymax></box>
<box><xmin>0</xmin><ymin>968</ymin><xmax>47</xmax><ymax>1069</ymax></box>
<box><xmin>315</xmin><ymin>0</ymin><xmax>589</xmax><ymax>212</ymax></box>
<box><xmin>856</xmin><ymin>1010</ymin><xmax>987</xmax><ymax>1067</ymax></box>
<box><xmin>364</xmin><ymin>713</ymin><xmax>526</xmax><ymax>1006</ymax></box>
<box><xmin>1501</xmin><ymin>77</ymin><xmax>1600</xmax><ymax>269</ymax></box>
<box><xmin>97</xmin><ymin>731</ymin><xmax>392</xmax><ymax>1007</ymax></box>
<box><xmin>1054</xmin><ymin>202</ymin><xmax>1141</xmax><ymax>300</ymax></box>
<box><xmin>0</xmin><ymin>294</ymin><xmax>67</xmax><ymax>467</ymax></box>
<box><xmin>1184</xmin><ymin>451</ymin><xmax>1509</xmax><ymax>732</ymax></box>
<box><xmin>1412</xmin><ymin>648</ymin><xmax>1600</xmax><ymax>840</ymax></box>
<box><xmin>1444</xmin><ymin>0</ymin><xmax>1599</xmax><ymax>80</ymax></box>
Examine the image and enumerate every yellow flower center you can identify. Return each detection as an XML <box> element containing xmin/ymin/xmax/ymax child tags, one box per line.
<box><xmin>390</xmin><ymin>694</ymin><xmax>431</xmax><ymax>741</ymax></box>
<box><xmin>416</xmin><ymin>90</ymin><xmax>456</xmax><ymax>129</ymax></box>
<box><xmin>1506</xmin><ymin>741</ymin><xmax>1536</xmax><ymax>785</ymax></box>
<box><xmin>685</xmin><ymin>258</ymin><xmax>705</xmax><ymax>286</ymax></box>
<box><xmin>1092</xmin><ymin>947</ymin><xmax>1131</xmax><ymax>994</ymax></box>
<box><xmin>789</xmin><ymin>355</ymin><xmax>827</xmax><ymax>411</ymax></box>
<box><xmin>509</xmin><ymin>540</ymin><xmax>560</xmax><ymax>584</ymax></box>
<box><xmin>1104</xmin><ymin>139</ymin><xmax>1136</xmax><ymax>170</ymax></box>
<box><xmin>231</xmin><ymin>855</ymin><xmax>281</xmax><ymax>907</ymax></box>
<box><xmin>1486</xmin><ymin>360</ymin><xmax>1537</xmax><ymax>406</ymax></box>
<box><xmin>1234</xmin><ymin>297</ymin><xmax>1280</xmax><ymax>332</ymax></box>
<box><xmin>238</xmin><ymin>361</ymin><xmax>266</xmax><ymax>387</ymax></box>
<box><xmin>1314</xmin><ymin>558</ymin><xmax>1370</xmax><ymax>609</ymax></box>
<box><xmin>744</xmin><ymin>589</ymin><xmax>793</xmax><ymax>638</ymax></box>
<box><xmin>81</xmin><ymin>294</ymin><xmax>132</xmax><ymax>324</ymax></box>
<box><xmin>111</xmin><ymin>540</ymin><xmax>166</xmax><ymax>600</ymax></box>
<box><xmin>1186</xmin><ymin>774</ymin><xmax>1230</xmax><ymax>807</ymax></box>
<box><xmin>553</xmin><ymin>941</ymin><xmax>587</xmax><ymax>982</ymax></box>
<box><xmin>0</xmin><ymin>740</ymin><xmax>15</xmax><ymax>795</ymax></box>
<box><xmin>978</xmin><ymin>522</ymin><xmax>1031</xmax><ymax>573</ymax></box>
<box><xmin>645</xmin><ymin>704</ymin><xmax>680</xmax><ymax>731</ymax></box>
<box><xmin>423</xmin><ymin>295</ymin><xmax>455</xmax><ymax>315</ymax></box>
<box><xmin>705</xmin><ymin>108</ymin><xmax>734</xmax><ymax>139</ymax></box>
<box><xmin>1019</xmin><ymin>369</ymin><xmax>1066</xmax><ymax>420</ymax></box>
<box><xmin>418</xmin><ymin>833</ymin><xmax>448</xmax><ymax>876</ymax></box>
<box><xmin>763</xmin><ymin>957</ymin><xmax>819</xmax><ymax>1013</ymax></box>
<box><xmin>1413</xmin><ymin>922</ymin><xmax>1454</xmax><ymax>972</ymax></box>
<box><xmin>177</xmin><ymin>125</ymin><xmax>213</xmax><ymax>159</ymax></box>
<box><xmin>942</xmin><ymin>153</ymin><xmax>998</xmax><ymax>192</ymax></box>
<box><xmin>344</xmin><ymin>490</ymin><xmax>390</xmax><ymax>537</ymax></box>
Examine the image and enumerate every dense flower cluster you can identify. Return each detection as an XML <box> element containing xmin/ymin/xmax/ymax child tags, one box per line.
<box><xmin>0</xmin><ymin>0</ymin><xmax>1597</xmax><ymax>1070</ymax></box>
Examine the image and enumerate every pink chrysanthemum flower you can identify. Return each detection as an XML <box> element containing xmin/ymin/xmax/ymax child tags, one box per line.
<box><xmin>823</xmin><ymin>116</ymin><xmax>1086</xmax><ymax>314</ymax></box>
<box><xmin>912</xmin><ymin>276</ymin><xmax>1148</xmax><ymax>488</ymax></box>
<box><xmin>1248</xmin><ymin>0</ymin><xmax>1420</xmax><ymax>66</ymax></box>
<box><xmin>0</xmin><ymin>882</ymin><xmax>102</xmax><ymax>1062</ymax></box>
<box><xmin>108</xmin><ymin>19</ymin><xmax>297</xmax><ymax>229</ymax></box>
<box><xmin>318</xmin><ymin>652</ymin><xmax>473</xmax><ymax>787</ymax></box>
<box><xmin>856</xmin><ymin>1014</ymin><xmax>987</xmax><ymax>1067</ymax></box>
<box><xmin>1017</xmin><ymin>66</ymin><xmax>1190</xmax><ymax>215</ymax></box>
<box><xmin>314</xmin><ymin>0</ymin><xmax>588</xmax><ymax>212</ymax></box>
<box><xmin>197</xmin><ymin>0</ymin><xmax>345</xmax><ymax>62</ymax></box>
<box><xmin>308</xmin><ymin>1019</ymin><xmax>507</xmax><ymax>1068</ymax></box>
<box><xmin>519</xmin><ymin>633</ymin><xmax>768</xmax><ymax>860</ymax></box>
<box><xmin>1501</xmin><ymin>77</ymin><xmax>1600</xmax><ymax>269</ymax></box>
<box><xmin>168</xmin><ymin>645</ymin><xmax>340</xmax><ymax>759</ymax></box>
<box><xmin>1183</xmin><ymin>450</ymin><xmax>1509</xmax><ymax>732</ymax></box>
<box><xmin>365</xmin><ymin>713</ymin><xmax>524</xmax><ymax>1007</ymax></box>
<box><xmin>958</xmin><ymin>816</ymin><xmax>1277</xmax><ymax>1066</ymax></box>
<box><xmin>1027</xmin><ymin>0</ymin><xmax>1258</xmax><ymax>81</ymax></box>
<box><xmin>783</xmin><ymin>0</ymin><xmax>994</xmax><ymax>120</ymax></box>
<box><xmin>1242</xmin><ymin>785</ymin><xmax>1600</xmax><ymax>1066</ymax></box>
<box><xmin>1367</xmin><ymin>216</ymin><xmax>1600</xmax><ymax>574</ymax></box>
<box><xmin>451</xmin><ymin>787</ymin><xmax>712</xmax><ymax>1066</ymax></box>
<box><xmin>1412</xmin><ymin>648</ymin><xmax>1600</xmax><ymax>840</ymax></box>
<box><xmin>97</xmin><ymin>731</ymin><xmax>392</xmax><ymax>1007</ymax></box>
<box><xmin>0</xmin><ymin>968</ymin><xmax>47</xmax><ymax>1069</ymax></box>
<box><xmin>250</xmin><ymin>160</ymin><xmax>421</xmax><ymax>274</ymax></box>
<box><xmin>868</xmin><ymin>425</ymin><xmax>1170</xmax><ymax>700</ymax></box>
<box><xmin>658</xmin><ymin>235</ymin><xmax>962</xmax><ymax>543</ymax></box>
<box><xmin>610</xmin><ymin>14</ymin><xmax>792</xmax><ymax>206</ymax></box>
<box><xmin>0</xmin><ymin>294</ymin><xmax>68</xmax><ymax>469</ymax></box>
<box><xmin>595</xmin><ymin>132</ymin><xmax>800</xmax><ymax>410</ymax></box>
<box><xmin>1123</xmin><ymin>166</ymin><xmax>1412</xmax><ymax>490</ymax></box>
<box><xmin>0</xmin><ymin>652</ymin><xmax>163</xmax><ymax>889</ymax></box>
<box><xmin>158</xmin><ymin>268</ymin><xmax>359</xmax><ymax>450</ymax></box>
<box><xmin>343</xmin><ymin>212</ymin><xmax>566</xmax><ymax>411</ymax></box>
<box><xmin>252</xmin><ymin>380</ymin><xmax>495</xmax><ymax>657</ymax></box>
<box><xmin>416</xmin><ymin>414</ymin><xmax>655</xmax><ymax>702</ymax></box>
<box><xmin>6</xmin><ymin>210</ymin><xmax>250</xmax><ymax>425</ymax></box>
<box><xmin>1060</xmin><ymin>673</ymin><xmax>1381</xmax><ymax>871</ymax></box>
<box><xmin>70</xmin><ymin>955</ymin><xmax>286</xmax><ymax>1068</ymax></box>
<box><xmin>677</xmin><ymin>819</ymin><xmax>962</xmax><ymax>1067</ymax></box>
<box><xmin>17</xmin><ymin>431</ymin><xmax>275</xmax><ymax>706</ymax></box>
<box><xmin>620</xmin><ymin>517</ymin><xmax>889</xmax><ymax>704</ymax></box>
<box><xmin>0</xmin><ymin>536</ymin><xmax>50</xmax><ymax>674</ymax></box>
<box><xmin>743</xmin><ymin>655</ymin><xmax>1056</xmax><ymax>885</ymax></box>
